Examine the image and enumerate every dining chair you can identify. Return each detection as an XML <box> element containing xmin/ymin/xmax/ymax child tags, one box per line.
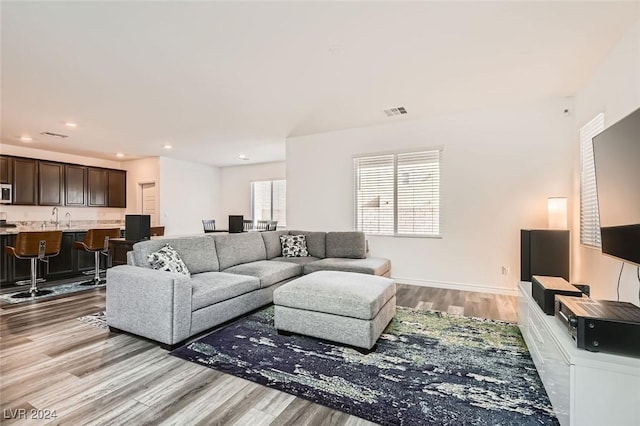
<box><xmin>202</xmin><ymin>220</ymin><xmax>216</xmax><ymax>233</ymax></box>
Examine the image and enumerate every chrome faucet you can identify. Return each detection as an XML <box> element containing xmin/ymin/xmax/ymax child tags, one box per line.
<box><xmin>51</xmin><ymin>207</ymin><xmax>59</xmax><ymax>226</ymax></box>
<box><xmin>64</xmin><ymin>212</ymin><xmax>71</xmax><ymax>228</ymax></box>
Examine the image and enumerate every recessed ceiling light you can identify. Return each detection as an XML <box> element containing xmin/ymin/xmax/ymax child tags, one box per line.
<box><xmin>239</xmin><ymin>153</ymin><xmax>249</xmax><ymax>160</ymax></box>
<box><xmin>19</xmin><ymin>135</ymin><xmax>32</xmax><ymax>142</ymax></box>
<box><xmin>116</xmin><ymin>152</ymin><xmax>125</xmax><ymax>158</ymax></box>
<box><xmin>65</xmin><ymin>121</ymin><xmax>78</xmax><ymax>128</ymax></box>
<box><xmin>163</xmin><ymin>144</ymin><xmax>173</xmax><ymax>150</ymax></box>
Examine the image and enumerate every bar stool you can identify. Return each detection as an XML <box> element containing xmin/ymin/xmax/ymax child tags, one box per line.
<box><xmin>4</xmin><ymin>231</ymin><xmax>63</xmax><ymax>298</ymax></box>
<box><xmin>73</xmin><ymin>228</ymin><xmax>121</xmax><ymax>286</ymax></box>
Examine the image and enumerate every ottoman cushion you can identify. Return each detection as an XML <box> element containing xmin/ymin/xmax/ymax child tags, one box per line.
<box><xmin>273</xmin><ymin>270</ymin><xmax>395</xmax><ymax>320</ymax></box>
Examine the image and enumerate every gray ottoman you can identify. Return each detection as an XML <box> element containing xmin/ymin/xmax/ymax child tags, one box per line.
<box><xmin>273</xmin><ymin>270</ymin><xmax>396</xmax><ymax>351</ymax></box>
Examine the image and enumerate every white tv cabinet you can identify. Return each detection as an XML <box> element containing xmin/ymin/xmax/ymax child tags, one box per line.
<box><xmin>517</xmin><ymin>281</ymin><xmax>640</xmax><ymax>426</ymax></box>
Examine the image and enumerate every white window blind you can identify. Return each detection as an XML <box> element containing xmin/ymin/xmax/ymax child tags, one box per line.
<box><xmin>354</xmin><ymin>155</ymin><xmax>395</xmax><ymax>235</ymax></box>
<box><xmin>354</xmin><ymin>149</ymin><xmax>441</xmax><ymax>236</ymax></box>
<box><xmin>251</xmin><ymin>179</ymin><xmax>286</xmax><ymax>226</ymax></box>
<box><xmin>580</xmin><ymin>113</ymin><xmax>604</xmax><ymax>248</ymax></box>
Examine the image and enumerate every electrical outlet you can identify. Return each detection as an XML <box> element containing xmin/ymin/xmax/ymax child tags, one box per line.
<box><xmin>501</xmin><ymin>266</ymin><xmax>510</xmax><ymax>275</ymax></box>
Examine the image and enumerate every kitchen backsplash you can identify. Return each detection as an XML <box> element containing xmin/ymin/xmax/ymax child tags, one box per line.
<box><xmin>0</xmin><ymin>205</ymin><xmax>126</xmax><ymax>226</ymax></box>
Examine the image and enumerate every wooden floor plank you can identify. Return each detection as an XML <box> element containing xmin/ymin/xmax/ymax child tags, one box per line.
<box><xmin>0</xmin><ymin>282</ymin><xmax>517</xmax><ymax>425</ymax></box>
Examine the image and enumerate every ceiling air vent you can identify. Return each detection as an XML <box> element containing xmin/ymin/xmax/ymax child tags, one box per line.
<box><xmin>384</xmin><ymin>107</ymin><xmax>407</xmax><ymax>117</ymax></box>
<box><xmin>40</xmin><ymin>131</ymin><xmax>69</xmax><ymax>139</ymax></box>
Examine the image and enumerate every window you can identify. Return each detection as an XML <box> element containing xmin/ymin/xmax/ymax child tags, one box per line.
<box><xmin>354</xmin><ymin>149</ymin><xmax>441</xmax><ymax>236</ymax></box>
<box><xmin>580</xmin><ymin>113</ymin><xmax>604</xmax><ymax>248</ymax></box>
<box><xmin>251</xmin><ymin>180</ymin><xmax>286</xmax><ymax>225</ymax></box>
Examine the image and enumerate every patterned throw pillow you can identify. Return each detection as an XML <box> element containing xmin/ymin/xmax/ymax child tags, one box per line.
<box><xmin>147</xmin><ymin>244</ymin><xmax>190</xmax><ymax>277</ymax></box>
<box><xmin>279</xmin><ymin>235</ymin><xmax>310</xmax><ymax>258</ymax></box>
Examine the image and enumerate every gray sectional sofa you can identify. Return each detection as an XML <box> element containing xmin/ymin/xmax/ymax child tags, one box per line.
<box><xmin>106</xmin><ymin>230</ymin><xmax>391</xmax><ymax>349</ymax></box>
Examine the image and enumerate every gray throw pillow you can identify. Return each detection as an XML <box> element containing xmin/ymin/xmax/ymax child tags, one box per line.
<box><xmin>147</xmin><ymin>244</ymin><xmax>190</xmax><ymax>277</ymax></box>
<box><xmin>279</xmin><ymin>235</ymin><xmax>309</xmax><ymax>258</ymax></box>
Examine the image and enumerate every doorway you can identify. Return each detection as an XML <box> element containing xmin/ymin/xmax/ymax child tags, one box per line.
<box><xmin>140</xmin><ymin>182</ymin><xmax>158</xmax><ymax>226</ymax></box>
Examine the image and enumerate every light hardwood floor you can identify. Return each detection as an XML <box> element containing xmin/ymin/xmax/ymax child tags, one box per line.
<box><xmin>0</xmin><ymin>284</ymin><xmax>516</xmax><ymax>425</ymax></box>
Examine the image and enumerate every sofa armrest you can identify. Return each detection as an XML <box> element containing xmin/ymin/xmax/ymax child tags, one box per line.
<box><xmin>106</xmin><ymin>265</ymin><xmax>192</xmax><ymax>346</ymax></box>
<box><xmin>126</xmin><ymin>250</ymin><xmax>136</xmax><ymax>266</ymax></box>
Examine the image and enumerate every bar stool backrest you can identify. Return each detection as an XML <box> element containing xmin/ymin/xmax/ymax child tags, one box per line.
<box><xmin>84</xmin><ymin>228</ymin><xmax>121</xmax><ymax>251</ymax></box>
<box><xmin>13</xmin><ymin>231</ymin><xmax>63</xmax><ymax>258</ymax></box>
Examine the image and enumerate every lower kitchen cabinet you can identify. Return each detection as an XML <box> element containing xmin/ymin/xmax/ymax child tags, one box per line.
<box><xmin>0</xmin><ymin>231</ymin><xmax>116</xmax><ymax>287</ymax></box>
<box><xmin>45</xmin><ymin>232</ymin><xmax>76</xmax><ymax>279</ymax></box>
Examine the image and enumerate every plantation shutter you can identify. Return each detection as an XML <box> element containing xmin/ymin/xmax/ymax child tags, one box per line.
<box><xmin>397</xmin><ymin>151</ymin><xmax>441</xmax><ymax>236</ymax></box>
<box><xmin>354</xmin><ymin>149</ymin><xmax>441</xmax><ymax>236</ymax></box>
<box><xmin>251</xmin><ymin>180</ymin><xmax>286</xmax><ymax>225</ymax></box>
<box><xmin>354</xmin><ymin>155</ymin><xmax>395</xmax><ymax>235</ymax></box>
<box><xmin>580</xmin><ymin>113</ymin><xmax>604</xmax><ymax>248</ymax></box>
<box><xmin>272</xmin><ymin>180</ymin><xmax>287</xmax><ymax>226</ymax></box>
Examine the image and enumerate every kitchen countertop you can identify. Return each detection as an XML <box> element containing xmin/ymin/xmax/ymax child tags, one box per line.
<box><xmin>0</xmin><ymin>224</ymin><xmax>125</xmax><ymax>235</ymax></box>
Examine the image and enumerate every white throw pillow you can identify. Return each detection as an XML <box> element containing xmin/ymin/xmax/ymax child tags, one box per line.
<box><xmin>147</xmin><ymin>244</ymin><xmax>190</xmax><ymax>277</ymax></box>
<box><xmin>279</xmin><ymin>235</ymin><xmax>310</xmax><ymax>258</ymax></box>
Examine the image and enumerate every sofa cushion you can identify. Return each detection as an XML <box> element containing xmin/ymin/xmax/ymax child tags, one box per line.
<box><xmin>132</xmin><ymin>236</ymin><xmax>219</xmax><ymax>273</ymax></box>
<box><xmin>224</xmin><ymin>260</ymin><xmax>302</xmax><ymax>288</ymax></box>
<box><xmin>288</xmin><ymin>230</ymin><xmax>326</xmax><ymax>258</ymax></box>
<box><xmin>303</xmin><ymin>257</ymin><xmax>391</xmax><ymax>276</ymax></box>
<box><xmin>325</xmin><ymin>232</ymin><xmax>366</xmax><ymax>259</ymax></box>
<box><xmin>273</xmin><ymin>271</ymin><xmax>395</xmax><ymax>320</ymax></box>
<box><xmin>214</xmin><ymin>232</ymin><xmax>267</xmax><ymax>270</ymax></box>
<box><xmin>261</xmin><ymin>230</ymin><xmax>289</xmax><ymax>259</ymax></box>
<box><xmin>147</xmin><ymin>244</ymin><xmax>190</xmax><ymax>277</ymax></box>
<box><xmin>280</xmin><ymin>234</ymin><xmax>309</xmax><ymax>257</ymax></box>
<box><xmin>190</xmin><ymin>272</ymin><xmax>260</xmax><ymax>311</ymax></box>
<box><xmin>271</xmin><ymin>256</ymin><xmax>320</xmax><ymax>265</ymax></box>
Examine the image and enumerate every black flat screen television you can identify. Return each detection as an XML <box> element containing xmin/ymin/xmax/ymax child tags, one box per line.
<box><xmin>592</xmin><ymin>107</ymin><xmax>640</xmax><ymax>266</ymax></box>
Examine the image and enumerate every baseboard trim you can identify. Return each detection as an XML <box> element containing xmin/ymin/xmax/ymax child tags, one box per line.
<box><xmin>392</xmin><ymin>276</ymin><xmax>518</xmax><ymax>296</ymax></box>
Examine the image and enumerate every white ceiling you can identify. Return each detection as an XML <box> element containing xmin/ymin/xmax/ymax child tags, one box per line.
<box><xmin>1</xmin><ymin>1</ymin><xmax>638</xmax><ymax>167</ymax></box>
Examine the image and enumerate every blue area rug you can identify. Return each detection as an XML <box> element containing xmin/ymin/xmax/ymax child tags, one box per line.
<box><xmin>171</xmin><ymin>307</ymin><xmax>558</xmax><ymax>425</ymax></box>
<box><xmin>0</xmin><ymin>280</ymin><xmax>104</xmax><ymax>304</ymax></box>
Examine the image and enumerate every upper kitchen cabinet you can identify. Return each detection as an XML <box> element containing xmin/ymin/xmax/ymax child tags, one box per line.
<box><xmin>88</xmin><ymin>167</ymin><xmax>108</xmax><ymax>207</ymax></box>
<box><xmin>12</xmin><ymin>158</ymin><xmax>38</xmax><ymax>205</ymax></box>
<box><xmin>0</xmin><ymin>156</ymin><xmax>12</xmax><ymax>184</ymax></box>
<box><xmin>108</xmin><ymin>169</ymin><xmax>126</xmax><ymax>208</ymax></box>
<box><xmin>2</xmin><ymin>156</ymin><xmax>125</xmax><ymax>208</ymax></box>
<box><xmin>38</xmin><ymin>161</ymin><xmax>65</xmax><ymax>206</ymax></box>
<box><xmin>65</xmin><ymin>164</ymin><xmax>87</xmax><ymax>206</ymax></box>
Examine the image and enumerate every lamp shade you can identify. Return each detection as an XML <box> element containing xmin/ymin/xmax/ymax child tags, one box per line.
<box><xmin>547</xmin><ymin>197</ymin><xmax>568</xmax><ymax>229</ymax></box>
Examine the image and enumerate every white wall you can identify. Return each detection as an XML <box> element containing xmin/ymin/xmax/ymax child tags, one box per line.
<box><xmin>219</xmin><ymin>161</ymin><xmax>286</xmax><ymax>225</ymax></box>
<box><xmin>0</xmin><ymin>144</ymin><xmax>125</xmax><ymax>223</ymax></box>
<box><xmin>572</xmin><ymin>20</ymin><xmax>640</xmax><ymax>304</ymax></box>
<box><xmin>122</xmin><ymin>157</ymin><xmax>160</xmax><ymax>217</ymax></box>
<box><xmin>158</xmin><ymin>156</ymin><xmax>221</xmax><ymax>235</ymax></box>
<box><xmin>287</xmin><ymin>98</ymin><xmax>574</xmax><ymax>294</ymax></box>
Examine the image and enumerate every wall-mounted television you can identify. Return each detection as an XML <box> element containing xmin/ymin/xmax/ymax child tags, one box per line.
<box><xmin>592</xmin><ymin>107</ymin><xmax>640</xmax><ymax>266</ymax></box>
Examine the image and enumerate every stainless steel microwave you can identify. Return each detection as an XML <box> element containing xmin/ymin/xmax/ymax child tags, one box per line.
<box><xmin>1</xmin><ymin>184</ymin><xmax>12</xmax><ymax>204</ymax></box>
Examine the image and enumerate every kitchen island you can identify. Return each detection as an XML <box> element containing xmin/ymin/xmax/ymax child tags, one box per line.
<box><xmin>0</xmin><ymin>224</ymin><xmax>124</xmax><ymax>289</ymax></box>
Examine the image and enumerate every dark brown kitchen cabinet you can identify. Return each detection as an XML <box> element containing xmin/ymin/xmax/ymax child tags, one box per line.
<box><xmin>108</xmin><ymin>169</ymin><xmax>126</xmax><ymax>207</ymax></box>
<box><xmin>38</xmin><ymin>161</ymin><xmax>65</xmax><ymax>206</ymax></box>
<box><xmin>0</xmin><ymin>156</ymin><xmax>12</xmax><ymax>184</ymax></box>
<box><xmin>65</xmin><ymin>164</ymin><xmax>87</xmax><ymax>206</ymax></box>
<box><xmin>0</xmin><ymin>236</ymin><xmax>9</xmax><ymax>285</ymax></box>
<box><xmin>2</xmin><ymin>156</ymin><xmax>125</xmax><ymax>208</ymax></box>
<box><xmin>88</xmin><ymin>168</ymin><xmax>108</xmax><ymax>207</ymax></box>
<box><xmin>45</xmin><ymin>232</ymin><xmax>76</xmax><ymax>278</ymax></box>
<box><xmin>0</xmin><ymin>231</ymin><xmax>118</xmax><ymax>287</ymax></box>
<box><xmin>12</xmin><ymin>158</ymin><xmax>38</xmax><ymax>205</ymax></box>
